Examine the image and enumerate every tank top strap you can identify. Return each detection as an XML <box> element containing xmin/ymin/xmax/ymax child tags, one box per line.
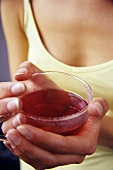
<box><xmin>23</xmin><ymin>0</ymin><xmax>29</xmax><ymax>28</ymax></box>
<box><xmin>23</xmin><ymin>0</ymin><xmax>29</xmax><ymax>9</ymax></box>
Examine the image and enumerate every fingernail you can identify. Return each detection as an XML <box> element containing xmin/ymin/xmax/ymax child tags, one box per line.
<box><xmin>17</xmin><ymin>126</ymin><xmax>32</xmax><ymax>140</ymax></box>
<box><xmin>7</xmin><ymin>98</ymin><xmax>20</xmax><ymax>112</ymax></box>
<box><xmin>6</xmin><ymin>136</ymin><xmax>16</xmax><ymax>148</ymax></box>
<box><xmin>15</xmin><ymin>67</ymin><xmax>27</xmax><ymax>76</ymax></box>
<box><xmin>6</xmin><ymin>130</ymin><xmax>20</xmax><ymax>148</ymax></box>
<box><xmin>11</xmin><ymin>82</ymin><xmax>25</xmax><ymax>94</ymax></box>
<box><xmin>12</xmin><ymin>114</ymin><xmax>27</xmax><ymax>127</ymax></box>
<box><xmin>94</xmin><ymin>102</ymin><xmax>103</xmax><ymax>115</ymax></box>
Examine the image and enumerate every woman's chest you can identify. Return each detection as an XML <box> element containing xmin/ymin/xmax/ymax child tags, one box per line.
<box><xmin>31</xmin><ymin>0</ymin><xmax>113</xmax><ymax>66</ymax></box>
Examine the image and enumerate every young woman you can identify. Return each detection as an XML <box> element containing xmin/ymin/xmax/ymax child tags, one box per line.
<box><xmin>1</xmin><ymin>0</ymin><xmax>113</xmax><ymax>169</ymax></box>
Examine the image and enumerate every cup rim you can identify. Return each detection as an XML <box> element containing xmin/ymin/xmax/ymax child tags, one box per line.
<box><xmin>32</xmin><ymin>71</ymin><xmax>93</xmax><ymax>92</ymax></box>
<box><xmin>22</xmin><ymin>71</ymin><xmax>93</xmax><ymax>122</ymax></box>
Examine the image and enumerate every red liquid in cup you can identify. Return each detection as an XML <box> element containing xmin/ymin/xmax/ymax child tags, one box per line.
<box><xmin>21</xmin><ymin>89</ymin><xmax>88</xmax><ymax>135</ymax></box>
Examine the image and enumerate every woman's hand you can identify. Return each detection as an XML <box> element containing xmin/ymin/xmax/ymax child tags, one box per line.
<box><xmin>0</xmin><ymin>62</ymin><xmax>40</xmax><ymax>116</ymax></box>
<box><xmin>2</xmin><ymin>97</ymin><xmax>108</xmax><ymax>170</ymax></box>
<box><xmin>0</xmin><ymin>61</ymin><xmax>56</xmax><ymax>120</ymax></box>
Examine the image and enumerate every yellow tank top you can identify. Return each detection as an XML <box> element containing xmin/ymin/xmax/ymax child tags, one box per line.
<box><xmin>21</xmin><ymin>0</ymin><xmax>113</xmax><ymax>170</ymax></box>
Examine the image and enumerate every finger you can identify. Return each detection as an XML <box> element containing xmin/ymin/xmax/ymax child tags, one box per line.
<box><xmin>2</xmin><ymin>113</ymin><xmax>26</xmax><ymax>134</ymax></box>
<box><xmin>0</xmin><ymin>82</ymin><xmax>25</xmax><ymax>99</ymax></box>
<box><xmin>14</xmin><ymin>61</ymin><xmax>43</xmax><ymax>81</ymax></box>
<box><xmin>6</xmin><ymin>129</ymin><xmax>85</xmax><ymax>169</ymax></box>
<box><xmin>0</xmin><ymin>98</ymin><xmax>22</xmax><ymax>116</ymax></box>
<box><xmin>13</xmin><ymin>146</ymin><xmax>84</xmax><ymax>169</ymax></box>
<box><xmin>4</xmin><ymin>140</ymin><xmax>35</xmax><ymax>168</ymax></box>
<box><xmin>16</xmin><ymin>124</ymin><xmax>94</xmax><ymax>155</ymax></box>
<box><xmin>88</xmin><ymin>97</ymin><xmax>109</xmax><ymax>118</ymax></box>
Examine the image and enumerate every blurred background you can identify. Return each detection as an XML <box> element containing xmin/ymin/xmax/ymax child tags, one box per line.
<box><xmin>0</xmin><ymin>15</ymin><xmax>10</xmax><ymax>81</ymax></box>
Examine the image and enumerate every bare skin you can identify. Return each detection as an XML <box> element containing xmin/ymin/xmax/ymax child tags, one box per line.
<box><xmin>0</xmin><ymin>0</ymin><xmax>113</xmax><ymax>169</ymax></box>
<box><xmin>31</xmin><ymin>0</ymin><xmax>113</xmax><ymax>66</ymax></box>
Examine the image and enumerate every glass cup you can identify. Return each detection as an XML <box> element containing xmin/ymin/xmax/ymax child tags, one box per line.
<box><xmin>21</xmin><ymin>71</ymin><xmax>93</xmax><ymax>135</ymax></box>
<box><xmin>0</xmin><ymin>71</ymin><xmax>93</xmax><ymax>140</ymax></box>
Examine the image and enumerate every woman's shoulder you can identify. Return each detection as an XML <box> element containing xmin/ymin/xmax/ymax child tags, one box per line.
<box><xmin>1</xmin><ymin>0</ymin><xmax>24</xmax><ymax>12</ymax></box>
<box><xmin>1</xmin><ymin>0</ymin><xmax>24</xmax><ymax>29</ymax></box>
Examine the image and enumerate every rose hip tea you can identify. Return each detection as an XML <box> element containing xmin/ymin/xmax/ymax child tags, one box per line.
<box><xmin>21</xmin><ymin>88</ymin><xmax>89</xmax><ymax>135</ymax></box>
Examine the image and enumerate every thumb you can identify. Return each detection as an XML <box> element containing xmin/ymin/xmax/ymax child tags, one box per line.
<box><xmin>88</xmin><ymin>97</ymin><xmax>109</xmax><ymax>119</ymax></box>
<box><xmin>14</xmin><ymin>61</ymin><xmax>43</xmax><ymax>81</ymax></box>
<box><xmin>78</xmin><ymin>97</ymin><xmax>109</xmax><ymax>154</ymax></box>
